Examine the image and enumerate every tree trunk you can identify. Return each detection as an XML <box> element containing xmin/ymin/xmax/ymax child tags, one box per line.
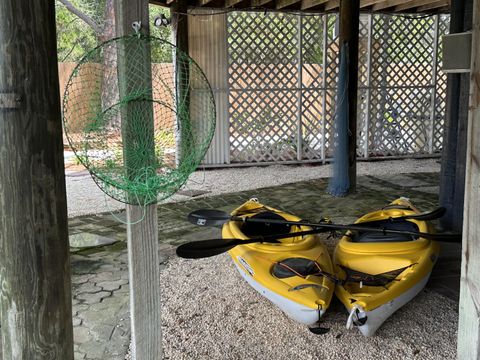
<box><xmin>100</xmin><ymin>0</ymin><xmax>120</xmax><ymax>129</ymax></box>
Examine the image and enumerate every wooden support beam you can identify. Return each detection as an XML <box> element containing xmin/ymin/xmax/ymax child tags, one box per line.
<box><xmin>395</xmin><ymin>0</ymin><xmax>435</xmax><ymax>11</ymax></box>
<box><xmin>457</xmin><ymin>0</ymin><xmax>480</xmax><ymax>357</ymax></box>
<box><xmin>324</xmin><ymin>0</ymin><xmax>340</xmax><ymax>11</ymax></box>
<box><xmin>301</xmin><ymin>0</ymin><xmax>329</xmax><ymax>10</ymax></box>
<box><xmin>418</xmin><ymin>0</ymin><xmax>450</xmax><ymax>11</ymax></box>
<box><xmin>439</xmin><ymin>0</ymin><xmax>472</xmax><ymax>232</ymax></box>
<box><xmin>276</xmin><ymin>0</ymin><xmax>302</xmax><ymax>9</ymax></box>
<box><xmin>372</xmin><ymin>0</ymin><xmax>410</xmax><ymax>11</ymax></box>
<box><xmin>252</xmin><ymin>0</ymin><xmax>274</xmax><ymax>6</ymax></box>
<box><xmin>115</xmin><ymin>1</ymin><xmax>162</xmax><ymax>360</ymax></box>
<box><xmin>395</xmin><ymin>0</ymin><xmax>448</xmax><ymax>11</ymax></box>
<box><xmin>0</xmin><ymin>1</ymin><xmax>74</xmax><ymax>358</ymax></box>
<box><xmin>339</xmin><ymin>0</ymin><xmax>360</xmax><ymax>193</ymax></box>
<box><xmin>225</xmin><ymin>0</ymin><xmax>245</xmax><ymax>7</ymax></box>
<box><xmin>359</xmin><ymin>0</ymin><xmax>384</xmax><ymax>8</ymax></box>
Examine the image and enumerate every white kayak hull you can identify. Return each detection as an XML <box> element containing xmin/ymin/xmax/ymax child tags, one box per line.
<box><xmin>234</xmin><ymin>262</ymin><xmax>324</xmax><ymax>326</ymax></box>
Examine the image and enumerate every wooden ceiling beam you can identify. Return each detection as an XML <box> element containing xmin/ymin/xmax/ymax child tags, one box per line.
<box><xmin>372</xmin><ymin>0</ymin><xmax>410</xmax><ymax>11</ymax></box>
<box><xmin>225</xmin><ymin>0</ymin><xmax>245</xmax><ymax>7</ymax></box>
<box><xmin>251</xmin><ymin>0</ymin><xmax>273</xmax><ymax>6</ymax></box>
<box><xmin>359</xmin><ymin>0</ymin><xmax>384</xmax><ymax>8</ymax></box>
<box><xmin>417</xmin><ymin>0</ymin><xmax>449</xmax><ymax>11</ymax></box>
<box><xmin>276</xmin><ymin>0</ymin><xmax>302</xmax><ymax>9</ymax></box>
<box><xmin>395</xmin><ymin>0</ymin><xmax>437</xmax><ymax>12</ymax></box>
<box><xmin>300</xmin><ymin>0</ymin><xmax>329</xmax><ymax>10</ymax></box>
<box><xmin>324</xmin><ymin>0</ymin><xmax>339</xmax><ymax>11</ymax></box>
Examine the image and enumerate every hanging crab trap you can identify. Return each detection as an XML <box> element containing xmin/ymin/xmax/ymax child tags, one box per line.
<box><xmin>63</xmin><ymin>34</ymin><xmax>216</xmax><ymax>205</ymax></box>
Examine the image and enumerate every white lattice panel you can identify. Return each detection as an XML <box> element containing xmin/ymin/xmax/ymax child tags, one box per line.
<box><xmin>225</xmin><ymin>12</ymin><xmax>450</xmax><ymax>164</ymax></box>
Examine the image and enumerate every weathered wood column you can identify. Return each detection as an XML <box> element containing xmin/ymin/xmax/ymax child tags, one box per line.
<box><xmin>439</xmin><ymin>0</ymin><xmax>474</xmax><ymax>232</ymax></box>
<box><xmin>457</xmin><ymin>0</ymin><xmax>480</xmax><ymax>357</ymax></box>
<box><xmin>338</xmin><ymin>0</ymin><xmax>360</xmax><ymax>193</ymax></box>
<box><xmin>0</xmin><ymin>1</ymin><xmax>74</xmax><ymax>359</ymax></box>
<box><xmin>114</xmin><ymin>1</ymin><xmax>162</xmax><ymax>359</ymax></box>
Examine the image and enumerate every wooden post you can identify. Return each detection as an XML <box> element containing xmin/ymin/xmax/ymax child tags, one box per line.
<box><xmin>439</xmin><ymin>0</ymin><xmax>473</xmax><ymax>232</ymax></box>
<box><xmin>457</xmin><ymin>0</ymin><xmax>480</xmax><ymax>357</ymax></box>
<box><xmin>114</xmin><ymin>2</ymin><xmax>162</xmax><ymax>359</ymax></box>
<box><xmin>338</xmin><ymin>0</ymin><xmax>360</xmax><ymax>193</ymax></box>
<box><xmin>0</xmin><ymin>1</ymin><xmax>74</xmax><ymax>359</ymax></box>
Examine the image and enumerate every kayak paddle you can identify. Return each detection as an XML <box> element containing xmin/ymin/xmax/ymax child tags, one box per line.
<box><xmin>186</xmin><ymin>209</ymin><xmax>460</xmax><ymax>242</ymax></box>
<box><xmin>177</xmin><ymin>230</ymin><xmax>461</xmax><ymax>260</ymax></box>
<box><xmin>187</xmin><ymin>207</ymin><xmax>446</xmax><ymax>228</ymax></box>
<box><xmin>176</xmin><ymin>228</ymin><xmax>329</xmax><ymax>259</ymax></box>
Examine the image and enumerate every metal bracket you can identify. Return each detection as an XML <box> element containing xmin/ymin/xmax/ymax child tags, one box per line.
<box><xmin>0</xmin><ymin>93</ymin><xmax>21</xmax><ymax>109</ymax></box>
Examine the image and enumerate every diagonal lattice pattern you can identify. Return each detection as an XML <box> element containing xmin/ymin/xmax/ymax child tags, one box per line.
<box><xmin>226</xmin><ymin>12</ymin><xmax>449</xmax><ymax>164</ymax></box>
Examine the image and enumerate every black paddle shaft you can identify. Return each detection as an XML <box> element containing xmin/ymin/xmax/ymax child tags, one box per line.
<box><xmin>176</xmin><ymin>228</ymin><xmax>328</xmax><ymax>259</ymax></box>
<box><xmin>187</xmin><ymin>207</ymin><xmax>460</xmax><ymax>242</ymax></box>
<box><xmin>228</xmin><ymin>215</ymin><xmax>459</xmax><ymax>241</ymax></box>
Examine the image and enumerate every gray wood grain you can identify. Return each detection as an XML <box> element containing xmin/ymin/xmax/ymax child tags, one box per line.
<box><xmin>115</xmin><ymin>1</ymin><xmax>162</xmax><ymax>359</ymax></box>
<box><xmin>0</xmin><ymin>0</ymin><xmax>74</xmax><ymax>359</ymax></box>
<box><xmin>439</xmin><ymin>0</ymin><xmax>473</xmax><ymax>232</ymax></box>
<box><xmin>126</xmin><ymin>205</ymin><xmax>161</xmax><ymax>360</ymax></box>
<box><xmin>458</xmin><ymin>0</ymin><xmax>480</xmax><ymax>358</ymax></box>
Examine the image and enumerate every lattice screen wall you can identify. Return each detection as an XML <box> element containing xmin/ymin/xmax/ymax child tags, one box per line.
<box><xmin>225</xmin><ymin>12</ymin><xmax>449</xmax><ymax>165</ymax></box>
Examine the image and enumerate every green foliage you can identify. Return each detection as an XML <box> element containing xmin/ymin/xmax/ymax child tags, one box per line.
<box><xmin>150</xmin><ymin>6</ymin><xmax>173</xmax><ymax>63</ymax></box>
<box><xmin>55</xmin><ymin>1</ymin><xmax>97</xmax><ymax>61</ymax></box>
<box><xmin>56</xmin><ymin>1</ymin><xmax>172</xmax><ymax>63</ymax></box>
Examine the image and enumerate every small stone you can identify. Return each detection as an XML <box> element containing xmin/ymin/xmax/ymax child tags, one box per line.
<box><xmin>73</xmin><ymin>326</ymin><xmax>92</xmax><ymax>344</ymax></box>
<box><xmin>73</xmin><ymin>317</ymin><xmax>82</xmax><ymax>327</ymax></box>
<box><xmin>70</xmin><ymin>232</ymin><xmax>118</xmax><ymax>248</ymax></box>
<box><xmin>74</xmin><ymin>282</ymin><xmax>102</xmax><ymax>294</ymax></box>
<box><xmin>97</xmin><ymin>279</ymin><xmax>128</xmax><ymax>292</ymax></box>
<box><xmin>74</xmin><ymin>351</ymin><xmax>86</xmax><ymax>360</ymax></box>
<box><xmin>72</xmin><ymin>274</ymin><xmax>93</xmax><ymax>285</ymax></box>
<box><xmin>77</xmin><ymin>291</ymin><xmax>111</xmax><ymax>305</ymax></box>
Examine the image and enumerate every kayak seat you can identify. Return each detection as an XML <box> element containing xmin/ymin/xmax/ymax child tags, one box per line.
<box><xmin>351</xmin><ymin>219</ymin><xmax>419</xmax><ymax>243</ymax></box>
<box><xmin>272</xmin><ymin>258</ymin><xmax>319</xmax><ymax>279</ymax></box>
<box><xmin>241</xmin><ymin>212</ymin><xmax>292</xmax><ymax>237</ymax></box>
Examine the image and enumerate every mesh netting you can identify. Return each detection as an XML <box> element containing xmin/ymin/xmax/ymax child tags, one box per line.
<box><xmin>63</xmin><ymin>34</ymin><xmax>216</xmax><ymax>205</ymax></box>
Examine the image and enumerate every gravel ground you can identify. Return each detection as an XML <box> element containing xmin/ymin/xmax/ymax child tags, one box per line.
<box><xmin>106</xmin><ymin>157</ymin><xmax>453</xmax><ymax>360</ymax></box>
<box><xmin>157</xmin><ymin>253</ymin><xmax>457</xmax><ymax>360</ymax></box>
<box><xmin>66</xmin><ymin>158</ymin><xmax>440</xmax><ymax>217</ymax></box>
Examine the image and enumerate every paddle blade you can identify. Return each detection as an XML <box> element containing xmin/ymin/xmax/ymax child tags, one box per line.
<box><xmin>405</xmin><ymin>207</ymin><xmax>446</xmax><ymax>221</ymax></box>
<box><xmin>308</xmin><ymin>326</ymin><xmax>330</xmax><ymax>335</ymax></box>
<box><xmin>187</xmin><ymin>209</ymin><xmax>231</xmax><ymax>227</ymax></box>
<box><xmin>176</xmin><ymin>238</ymin><xmax>238</xmax><ymax>259</ymax></box>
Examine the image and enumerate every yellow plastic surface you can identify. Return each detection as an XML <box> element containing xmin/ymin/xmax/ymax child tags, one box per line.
<box><xmin>222</xmin><ymin>200</ymin><xmax>335</xmax><ymax>311</ymax></box>
<box><xmin>334</xmin><ymin>198</ymin><xmax>440</xmax><ymax>311</ymax></box>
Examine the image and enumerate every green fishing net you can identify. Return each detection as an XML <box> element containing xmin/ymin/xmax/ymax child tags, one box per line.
<box><xmin>63</xmin><ymin>34</ymin><xmax>216</xmax><ymax>205</ymax></box>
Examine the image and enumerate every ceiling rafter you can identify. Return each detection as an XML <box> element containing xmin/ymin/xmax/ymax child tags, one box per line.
<box><xmin>395</xmin><ymin>0</ymin><xmax>440</xmax><ymax>12</ymax></box>
<box><xmin>418</xmin><ymin>0</ymin><xmax>449</xmax><ymax>11</ymax></box>
<box><xmin>149</xmin><ymin>0</ymin><xmax>449</xmax><ymax>13</ymax></box>
<box><xmin>275</xmin><ymin>0</ymin><xmax>302</xmax><ymax>9</ymax></box>
<box><xmin>324</xmin><ymin>0</ymin><xmax>339</xmax><ymax>11</ymax></box>
<box><xmin>300</xmin><ymin>0</ymin><xmax>329</xmax><ymax>10</ymax></box>
<box><xmin>372</xmin><ymin>0</ymin><xmax>410</xmax><ymax>11</ymax></box>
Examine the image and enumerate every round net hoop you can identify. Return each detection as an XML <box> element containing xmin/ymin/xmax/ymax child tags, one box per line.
<box><xmin>62</xmin><ymin>34</ymin><xmax>216</xmax><ymax>205</ymax></box>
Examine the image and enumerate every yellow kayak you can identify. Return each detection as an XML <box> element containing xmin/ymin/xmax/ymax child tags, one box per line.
<box><xmin>333</xmin><ymin>198</ymin><xmax>440</xmax><ymax>336</ymax></box>
<box><xmin>222</xmin><ymin>199</ymin><xmax>335</xmax><ymax>326</ymax></box>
